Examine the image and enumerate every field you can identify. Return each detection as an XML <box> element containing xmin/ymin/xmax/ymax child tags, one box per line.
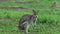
<box><xmin>0</xmin><ymin>0</ymin><xmax>60</xmax><ymax>34</ymax></box>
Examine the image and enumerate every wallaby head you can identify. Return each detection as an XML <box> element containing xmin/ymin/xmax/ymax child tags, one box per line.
<box><xmin>32</xmin><ymin>9</ymin><xmax>39</xmax><ymax>18</ymax></box>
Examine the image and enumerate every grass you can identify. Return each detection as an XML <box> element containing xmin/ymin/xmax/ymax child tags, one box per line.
<box><xmin>0</xmin><ymin>0</ymin><xmax>60</xmax><ymax>34</ymax></box>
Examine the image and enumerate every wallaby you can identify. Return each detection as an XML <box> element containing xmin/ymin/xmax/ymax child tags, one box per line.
<box><xmin>51</xmin><ymin>2</ymin><xmax>57</xmax><ymax>7</ymax></box>
<box><xmin>18</xmin><ymin>9</ymin><xmax>38</xmax><ymax>34</ymax></box>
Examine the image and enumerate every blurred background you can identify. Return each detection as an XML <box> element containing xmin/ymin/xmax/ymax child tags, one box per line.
<box><xmin>0</xmin><ymin>0</ymin><xmax>60</xmax><ymax>34</ymax></box>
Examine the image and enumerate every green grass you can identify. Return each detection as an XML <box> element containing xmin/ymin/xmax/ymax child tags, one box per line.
<box><xmin>0</xmin><ymin>0</ymin><xmax>60</xmax><ymax>34</ymax></box>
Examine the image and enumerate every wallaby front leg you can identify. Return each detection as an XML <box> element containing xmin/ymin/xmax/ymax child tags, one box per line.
<box><xmin>33</xmin><ymin>19</ymin><xmax>37</xmax><ymax>27</ymax></box>
<box><xmin>34</xmin><ymin>20</ymin><xmax>37</xmax><ymax>26</ymax></box>
<box><xmin>34</xmin><ymin>17</ymin><xmax>37</xmax><ymax>26</ymax></box>
<box><xmin>32</xmin><ymin>18</ymin><xmax>37</xmax><ymax>29</ymax></box>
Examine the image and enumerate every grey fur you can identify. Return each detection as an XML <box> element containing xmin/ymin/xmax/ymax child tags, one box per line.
<box><xmin>18</xmin><ymin>9</ymin><xmax>38</xmax><ymax>34</ymax></box>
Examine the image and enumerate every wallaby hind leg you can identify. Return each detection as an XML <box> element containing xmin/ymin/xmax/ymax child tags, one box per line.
<box><xmin>18</xmin><ymin>25</ymin><xmax>25</xmax><ymax>31</ymax></box>
<box><xmin>24</xmin><ymin>22</ymin><xmax>30</xmax><ymax>34</ymax></box>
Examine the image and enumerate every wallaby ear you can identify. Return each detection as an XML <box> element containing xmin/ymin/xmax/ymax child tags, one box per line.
<box><xmin>33</xmin><ymin>9</ymin><xmax>39</xmax><ymax>13</ymax></box>
<box><xmin>33</xmin><ymin>9</ymin><xmax>36</xmax><ymax>12</ymax></box>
